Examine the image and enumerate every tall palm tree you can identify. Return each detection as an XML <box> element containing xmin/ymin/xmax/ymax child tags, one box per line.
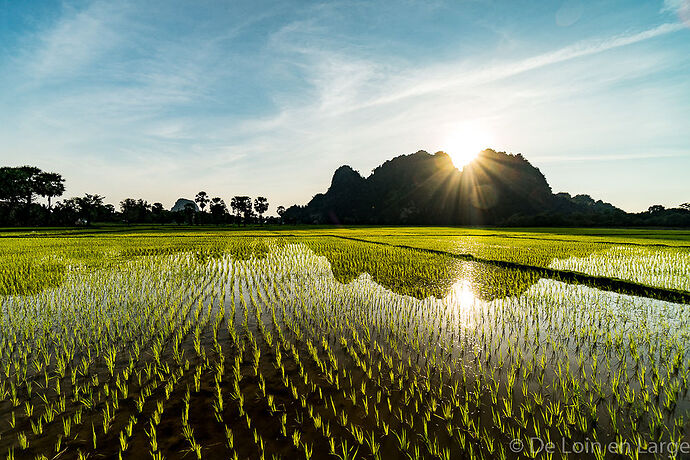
<box><xmin>231</xmin><ymin>196</ymin><xmax>252</xmax><ymax>226</ymax></box>
<box><xmin>195</xmin><ymin>191</ymin><xmax>209</xmax><ymax>212</ymax></box>
<box><xmin>253</xmin><ymin>197</ymin><xmax>269</xmax><ymax>224</ymax></box>
<box><xmin>230</xmin><ymin>196</ymin><xmax>243</xmax><ymax>225</ymax></box>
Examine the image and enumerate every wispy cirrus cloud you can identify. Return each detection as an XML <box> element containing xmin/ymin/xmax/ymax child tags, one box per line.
<box><xmin>24</xmin><ymin>1</ymin><xmax>129</xmax><ymax>80</ymax></box>
<box><xmin>662</xmin><ymin>0</ymin><xmax>690</xmax><ymax>22</ymax></box>
<box><xmin>345</xmin><ymin>22</ymin><xmax>686</xmax><ymax>112</ymax></box>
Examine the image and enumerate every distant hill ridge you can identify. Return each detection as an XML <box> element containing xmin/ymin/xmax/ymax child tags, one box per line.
<box><xmin>284</xmin><ymin>149</ymin><xmax>624</xmax><ymax>225</ymax></box>
<box><xmin>171</xmin><ymin>198</ymin><xmax>199</xmax><ymax>212</ymax></box>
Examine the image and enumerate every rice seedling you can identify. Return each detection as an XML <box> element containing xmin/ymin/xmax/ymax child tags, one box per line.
<box><xmin>0</xmin><ymin>231</ymin><xmax>687</xmax><ymax>458</ymax></box>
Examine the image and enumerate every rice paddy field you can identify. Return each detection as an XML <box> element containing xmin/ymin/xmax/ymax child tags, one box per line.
<box><xmin>1</xmin><ymin>226</ymin><xmax>690</xmax><ymax>460</ymax></box>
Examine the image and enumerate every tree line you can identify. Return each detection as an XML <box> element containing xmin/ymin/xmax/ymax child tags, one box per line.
<box><xmin>0</xmin><ymin>166</ymin><xmax>286</xmax><ymax>226</ymax></box>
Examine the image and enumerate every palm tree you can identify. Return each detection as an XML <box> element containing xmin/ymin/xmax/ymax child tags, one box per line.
<box><xmin>231</xmin><ymin>196</ymin><xmax>252</xmax><ymax>226</ymax></box>
<box><xmin>210</xmin><ymin>197</ymin><xmax>227</xmax><ymax>223</ymax></box>
<box><xmin>242</xmin><ymin>198</ymin><xmax>254</xmax><ymax>225</ymax></box>
<box><xmin>230</xmin><ymin>196</ymin><xmax>242</xmax><ymax>225</ymax></box>
<box><xmin>195</xmin><ymin>191</ymin><xmax>210</xmax><ymax>212</ymax></box>
<box><xmin>253</xmin><ymin>197</ymin><xmax>269</xmax><ymax>224</ymax></box>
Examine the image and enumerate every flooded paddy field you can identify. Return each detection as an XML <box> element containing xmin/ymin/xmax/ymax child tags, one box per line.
<box><xmin>1</xmin><ymin>228</ymin><xmax>689</xmax><ymax>459</ymax></box>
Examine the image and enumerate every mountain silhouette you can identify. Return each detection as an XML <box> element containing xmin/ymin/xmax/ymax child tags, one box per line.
<box><xmin>284</xmin><ymin>149</ymin><xmax>624</xmax><ymax>225</ymax></box>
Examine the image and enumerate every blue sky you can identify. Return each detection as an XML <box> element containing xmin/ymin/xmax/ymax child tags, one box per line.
<box><xmin>1</xmin><ymin>0</ymin><xmax>688</xmax><ymax>212</ymax></box>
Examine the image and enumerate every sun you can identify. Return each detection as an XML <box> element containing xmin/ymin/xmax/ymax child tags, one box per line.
<box><xmin>443</xmin><ymin>122</ymin><xmax>494</xmax><ymax>168</ymax></box>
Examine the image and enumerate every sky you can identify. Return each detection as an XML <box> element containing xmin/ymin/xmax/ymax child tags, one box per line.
<box><xmin>1</xmin><ymin>0</ymin><xmax>689</xmax><ymax>213</ymax></box>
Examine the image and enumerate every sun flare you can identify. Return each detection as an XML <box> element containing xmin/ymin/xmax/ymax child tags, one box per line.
<box><xmin>443</xmin><ymin>122</ymin><xmax>494</xmax><ymax>168</ymax></box>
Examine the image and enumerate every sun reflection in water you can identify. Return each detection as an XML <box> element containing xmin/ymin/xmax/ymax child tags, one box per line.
<box><xmin>446</xmin><ymin>277</ymin><xmax>479</xmax><ymax>327</ymax></box>
<box><xmin>449</xmin><ymin>279</ymin><xmax>476</xmax><ymax>305</ymax></box>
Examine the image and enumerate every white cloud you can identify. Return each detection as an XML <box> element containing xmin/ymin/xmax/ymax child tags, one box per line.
<box><xmin>350</xmin><ymin>22</ymin><xmax>686</xmax><ymax>112</ymax></box>
<box><xmin>661</xmin><ymin>0</ymin><xmax>690</xmax><ymax>27</ymax></box>
<box><xmin>26</xmin><ymin>1</ymin><xmax>127</xmax><ymax>79</ymax></box>
<box><xmin>662</xmin><ymin>0</ymin><xmax>684</xmax><ymax>13</ymax></box>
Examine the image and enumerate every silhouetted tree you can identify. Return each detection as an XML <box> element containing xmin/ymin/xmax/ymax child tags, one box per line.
<box><xmin>34</xmin><ymin>172</ymin><xmax>65</xmax><ymax>210</ymax></box>
<box><xmin>648</xmin><ymin>205</ymin><xmax>665</xmax><ymax>213</ymax></box>
<box><xmin>243</xmin><ymin>200</ymin><xmax>255</xmax><ymax>224</ymax></box>
<box><xmin>77</xmin><ymin>194</ymin><xmax>110</xmax><ymax>222</ymax></box>
<box><xmin>0</xmin><ymin>167</ymin><xmax>23</xmax><ymax>206</ymax></box>
<box><xmin>150</xmin><ymin>202</ymin><xmax>165</xmax><ymax>223</ymax></box>
<box><xmin>210</xmin><ymin>197</ymin><xmax>227</xmax><ymax>224</ymax></box>
<box><xmin>230</xmin><ymin>196</ymin><xmax>244</xmax><ymax>225</ymax></box>
<box><xmin>0</xmin><ymin>167</ymin><xmax>67</xmax><ymax>224</ymax></box>
<box><xmin>195</xmin><ymin>191</ymin><xmax>209</xmax><ymax>213</ymax></box>
<box><xmin>183</xmin><ymin>203</ymin><xmax>195</xmax><ymax>224</ymax></box>
<box><xmin>231</xmin><ymin>196</ymin><xmax>252</xmax><ymax>226</ymax></box>
<box><xmin>52</xmin><ymin>193</ymin><xmax>113</xmax><ymax>224</ymax></box>
<box><xmin>52</xmin><ymin>199</ymin><xmax>79</xmax><ymax>225</ymax></box>
<box><xmin>276</xmin><ymin>205</ymin><xmax>285</xmax><ymax>223</ymax></box>
<box><xmin>120</xmin><ymin>198</ymin><xmax>151</xmax><ymax>223</ymax></box>
<box><xmin>0</xmin><ymin>166</ymin><xmax>43</xmax><ymax>206</ymax></box>
<box><xmin>230</xmin><ymin>196</ymin><xmax>240</xmax><ymax>223</ymax></box>
<box><xmin>254</xmin><ymin>196</ymin><xmax>269</xmax><ymax>224</ymax></box>
<box><xmin>680</xmin><ymin>203</ymin><xmax>690</xmax><ymax>211</ymax></box>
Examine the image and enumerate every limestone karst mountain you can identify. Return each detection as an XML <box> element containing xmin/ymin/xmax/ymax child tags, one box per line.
<box><xmin>284</xmin><ymin>149</ymin><xmax>624</xmax><ymax>225</ymax></box>
<box><xmin>170</xmin><ymin>198</ymin><xmax>199</xmax><ymax>213</ymax></box>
